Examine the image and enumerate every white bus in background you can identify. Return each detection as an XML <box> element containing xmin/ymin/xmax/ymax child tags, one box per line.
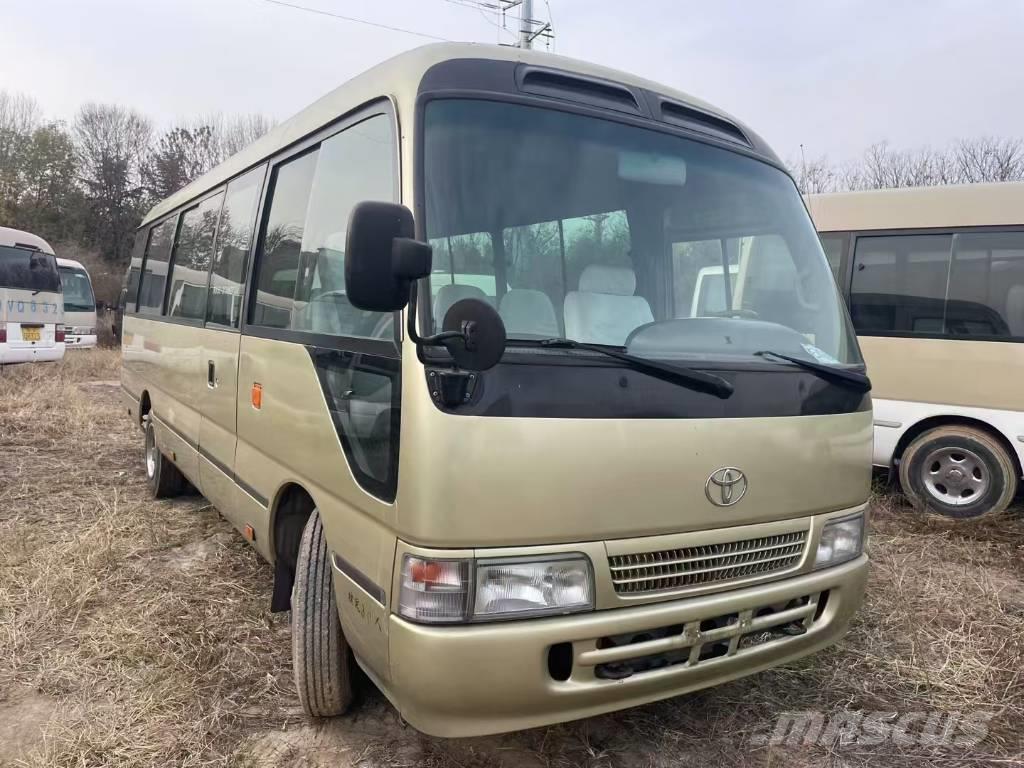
<box><xmin>810</xmin><ymin>183</ymin><xmax>1024</xmax><ymax>520</ymax></box>
<box><xmin>0</xmin><ymin>226</ymin><xmax>65</xmax><ymax>364</ymax></box>
<box><xmin>57</xmin><ymin>257</ymin><xmax>98</xmax><ymax>348</ymax></box>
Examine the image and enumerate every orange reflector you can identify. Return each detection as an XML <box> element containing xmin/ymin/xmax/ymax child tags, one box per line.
<box><xmin>244</xmin><ymin>524</ymin><xmax>255</xmax><ymax>542</ymax></box>
<box><xmin>251</xmin><ymin>383</ymin><xmax>263</xmax><ymax>409</ymax></box>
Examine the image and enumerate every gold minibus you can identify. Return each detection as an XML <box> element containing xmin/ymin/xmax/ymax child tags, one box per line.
<box><xmin>810</xmin><ymin>183</ymin><xmax>1024</xmax><ymax>520</ymax></box>
<box><xmin>122</xmin><ymin>43</ymin><xmax>871</xmax><ymax>736</ymax></box>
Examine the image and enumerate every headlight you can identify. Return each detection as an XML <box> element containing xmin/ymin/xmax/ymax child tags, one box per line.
<box><xmin>398</xmin><ymin>554</ymin><xmax>594</xmax><ymax>624</ymax></box>
<box><xmin>813</xmin><ymin>513</ymin><xmax>865</xmax><ymax>569</ymax></box>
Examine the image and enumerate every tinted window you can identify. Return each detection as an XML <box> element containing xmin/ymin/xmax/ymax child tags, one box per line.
<box><xmin>167</xmin><ymin>192</ymin><xmax>223</xmax><ymax>320</ymax></box>
<box><xmin>252</xmin><ymin>150</ymin><xmax>317</xmax><ymax>328</ymax></box>
<box><xmin>252</xmin><ymin>113</ymin><xmax>396</xmax><ymax>336</ymax></box>
<box><xmin>850</xmin><ymin>234</ymin><xmax>952</xmax><ymax>334</ymax></box>
<box><xmin>125</xmin><ymin>232</ymin><xmax>146</xmax><ymax>312</ymax></box>
<box><xmin>208</xmin><ymin>166</ymin><xmax>265</xmax><ymax>328</ymax></box>
<box><xmin>820</xmin><ymin>233</ymin><xmax>846</xmax><ymax>281</ymax></box>
<box><xmin>59</xmin><ymin>267</ymin><xmax>95</xmax><ymax>312</ymax></box>
<box><xmin>947</xmin><ymin>231</ymin><xmax>1024</xmax><ymax>338</ymax></box>
<box><xmin>0</xmin><ymin>247</ymin><xmax>60</xmax><ymax>293</ymax></box>
<box><xmin>138</xmin><ymin>218</ymin><xmax>177</xmax><ymax>315</ymax></box>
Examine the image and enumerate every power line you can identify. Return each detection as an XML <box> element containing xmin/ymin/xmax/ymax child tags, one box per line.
<box><xmin>256</xmin><ymin>0</ymin><xmax>451</xmax><ymax>42</ymax></box>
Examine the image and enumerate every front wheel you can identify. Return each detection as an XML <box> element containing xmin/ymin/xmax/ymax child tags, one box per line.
<box><xmin>292</xmin><ymin>510</ymin><xmax>353</xmax><ymax>717</ymax></box>
<box><xmin>143</xmin><ymin>416</ymin><xmax>185</xmax><ymax>499</ymax></box>
<box><xmin>898</xmin><ymin>425</ymin><xmax>1017</xmax><ymax>520</ymax></box>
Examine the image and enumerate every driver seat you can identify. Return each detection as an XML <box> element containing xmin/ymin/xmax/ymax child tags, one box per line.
<box><xmin>563</xmin><ymin>265</ymin><xmax>653</xmax><ymax>345</ymax></box>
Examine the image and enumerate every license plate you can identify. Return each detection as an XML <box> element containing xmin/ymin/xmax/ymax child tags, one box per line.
<box><xmin>22</xmin><ymin>326</ymin><xmax>41</xmax><ymax>342</ymax></box>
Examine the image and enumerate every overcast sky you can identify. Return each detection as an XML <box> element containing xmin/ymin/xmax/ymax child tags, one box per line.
<box><xmin>3</xmin><ymin>0</ymin><xmax>1020</xmax><ymax>164</ymax></box>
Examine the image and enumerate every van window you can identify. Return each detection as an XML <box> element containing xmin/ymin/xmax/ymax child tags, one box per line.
<box><xmin>819</xmin><ymin>233</ymin><xmax>846</xmax><ymax>281</ymax></box>
<box><xmin>947</xmin><ymin>231</ymin><xmax>1024</xmax><ymax>338</ymax></box>
<box><xmin>167</xmin><ymin>192</ymin><xmax>223</xmax><ymax>321</ymax></box>
<box><xmin>252</xmin><ymin>113</ymin><xmax>396</xmax><ymax>337</ymax></box>
<box><xmin>137</xmin><ymin>218</ymin><xmax>177</xmax><ymax>315</ymax></box>
<box><xmin>208</xmin><ymin>166</ymin><xmax>265</xmax><ymax>328</ymax></box>
<box><xmin>0</xmin><ymin>247</ymin><xmax>60</xmax><ymax>293</ymax></box>
<box><xmin>58</xmin><ymin>266</ymin><xmax>95</xmax><ymax>312</ymax></box>
<box><xmin>253</xmin><ymin>150</ymin><xmax>317</xmax><ymax>328</ymax></box>
<box><xmin>850</xmin><ymin>234</ymin><xmax>953</xmax><ymax>335</ymax></box>
<box><xmin>292</xmin><ymin>115</ymin><xmax>395</xmax><ymax>336</ymax></box>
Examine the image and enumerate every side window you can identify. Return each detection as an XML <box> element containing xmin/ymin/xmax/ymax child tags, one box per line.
<box><xmin>208</xmin><ymin>165</ymin><xmax>265</xmax><ymax>328</ymax></box>
<box><xmin>292</xmin><ymin>114</ymin><xmax>395</xmax><ymax>337</ymax></box>
<box><xmin>252</xmin><ymin>149</ymin><xmax>318</xmax><ymax>329</ymax></box>
<box><xmin>125</xmin><ymin>230</ymin><xmax>146</xmax><ymax>312</ymax></box>
<box><xmin>137</xmin><ymin>217</ymin><xmax>176</xmax><ymax>315</ymax></box>
<box><xmin>947</xmin><ymin>231</ymin><xmax>1024</xmax><ymax>338</ymax></box>
<box><xmin>167</xmin><ymin>192</ymin><xmax>223</xmax><ymax>321</ymax></box>
<box><xmin>850</xmin><ymin>234</ymin><xmax>952</xmax><ymax>335</ymax></box>
<box><xmin>251</xmin><ymin>112</ymin><xmax>396</xmax><ymax>337</ymax></box>
<box><xmin>819</xmin><ymin>233</ymin><xmax>847</xmax><ymax>282</ymax></box>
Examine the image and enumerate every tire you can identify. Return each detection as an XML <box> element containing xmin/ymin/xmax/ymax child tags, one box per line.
<box><xmin>292</xmin><ymin>510</ymin><xmax>353</xmax><ymax>717</ymax></box>
<box><xmin>899</xmin><ymin>425</ymin><xmax>1017</xmax><ymax>520</ymax></box>
<box><xmin>143</xmin><ymin>416</ymin><xmax>185</xmax><ymax>499</ymax></box>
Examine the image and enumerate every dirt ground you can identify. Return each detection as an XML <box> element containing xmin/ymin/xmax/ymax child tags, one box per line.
<box><xmin>1</xmin><ymin>351</ymin><xmax>1023</xmax><ymax>767</ymax></box>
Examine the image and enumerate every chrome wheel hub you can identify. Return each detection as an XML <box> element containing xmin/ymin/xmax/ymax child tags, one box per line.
<box><xmin>145</xmin><ymin>429</ymin><xmax>157</xmax><ymax>479</ymax></box>
<box><xmin>921</xmin><ymin>446</ymin><xmax>988</xmax><ymax>506</ymax></box>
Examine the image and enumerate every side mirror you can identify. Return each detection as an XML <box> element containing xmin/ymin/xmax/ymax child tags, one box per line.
<box><xmin>441</xmin><ymin>298</ymin><xmax>507</xmax><ymax>371</ymax></box>
<box><xmin>345</xmin><ymin>201</ymin><xmax>432</xmax><ymax>311</ymax></box>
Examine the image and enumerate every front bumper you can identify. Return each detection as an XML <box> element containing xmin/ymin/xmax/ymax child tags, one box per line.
<box><xmin>65</xmin><ymin>334</ymin><xmax>98</xmax><ymax>349</ymax></box>
<box><xmin>388</xmin><ymin>554</ymin><xmax>868</xmax><ymax>737</ymax></box>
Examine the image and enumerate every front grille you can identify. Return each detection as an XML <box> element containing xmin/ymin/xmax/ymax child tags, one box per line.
<box><xmin>609</xmin><ymin>530</ymin><xmax>808</xmax><ymax>595</ymax></box>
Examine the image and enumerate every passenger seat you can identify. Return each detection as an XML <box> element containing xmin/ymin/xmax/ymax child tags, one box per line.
<box><xmin>433</xmin><ymin>283</ymin><xmax>488</xmax><ymax>326</ymax></box>
<box><xmin>498</xmin><ymin>289</ymin><xmax>560</xmax><ymax>338</ymax></box>
<box><xmin>563</xmin><ymin>265</ymin><xmax>654</xmax><ymax>345</ymax></box>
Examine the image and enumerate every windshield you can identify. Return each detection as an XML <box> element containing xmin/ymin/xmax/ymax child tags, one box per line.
<box><xmin>423</xmin><ymin>99</ymin><xmax>861</xmax><ymax>366</ymax></box>
<box><xmin>59</xmin><ymin>266</ymin><xmax>96</xmax><ymax>312</ymax></box>
<box><xmin>0</xmin><ymin>246</ymin><xmax>61</xmax><ymax>293</ymax></box>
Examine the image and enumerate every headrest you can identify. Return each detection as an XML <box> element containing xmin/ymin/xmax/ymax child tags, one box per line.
<box><xmin>578</xmin><ymin>264</ymin><xmax>636</xmax><ymax>295</ymax></box>
<box><xmin>433</xmin><ymin>282</ymin><xmax>487</xmax><ymax>321</ymax></box>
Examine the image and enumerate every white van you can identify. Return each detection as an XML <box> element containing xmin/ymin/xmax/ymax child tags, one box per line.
<box><xmin>0</xmin><ymin>226</ymin><xmax>65</xmax><ymax>364</ymax></box>
<box><xmin>57</xmin><ymin>257</ymin><xmax>98</xmax><ymax>348</ymax></box>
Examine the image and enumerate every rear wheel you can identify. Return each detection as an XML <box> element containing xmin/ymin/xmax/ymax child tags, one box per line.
<box><xmin>292</xmin><ymin>510</ymin><xmax>353</xmax><ymax>717</ymax></box>
<box><xmin>899</xmin><ymin>425</ymin><xmax>1017</xmax><ymax>520</ymax></box>
<box><xmin>143</xmin><ymin>416</ymin><xmax>185</xmax><ymax>499</ymax></box>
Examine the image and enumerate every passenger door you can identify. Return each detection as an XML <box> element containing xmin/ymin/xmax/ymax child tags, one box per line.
<box><xmin>197</xmin><ymin>166</ymin><xmax>266</xmax><ymax>536</ymax></box>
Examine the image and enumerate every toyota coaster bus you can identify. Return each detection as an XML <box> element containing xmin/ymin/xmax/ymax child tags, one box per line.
<box><xmin>810</xmin><ymin>183</ymin><xmax>1024</xmax><ymax>520</ymax></box>
<box><xmin>0</xmin><ymin>226</ymin><xmax>65</xmax><ymax>364</ymax></box>
<box><xmin>121</xmin><ymin>43</ymin><xmax>871</xmax><ymax>737</ymax></box>
<box><xmin>57</xmin><ymin>257</ymin><xmax>98</xmax><ymax>348</ymax></box>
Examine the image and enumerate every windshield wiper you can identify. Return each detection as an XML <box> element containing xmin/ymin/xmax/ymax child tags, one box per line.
<box><xmin>536</xmin><ymin>338</ymin><xmax>733</xmax><ymax>399</ymax></box>
<box><xmin>755</xmin><ymin>350</ymin><xmax>871</xmax><ymax>393</ymax></box>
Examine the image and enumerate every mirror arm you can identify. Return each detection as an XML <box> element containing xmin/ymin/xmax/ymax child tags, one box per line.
<box><xmin>406</xmin><ymin>281</ymin><xmax>468</xmax><ymax>347</ymax></box>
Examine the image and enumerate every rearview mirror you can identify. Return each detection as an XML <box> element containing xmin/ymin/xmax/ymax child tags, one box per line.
<box><xmin>345</xmin><ymin>201</ymin><xmax>432</xmax><ymax>311</ymax></box>
<box><xmin>441</xmin><ymin>298</ymin><xmax>507</xmax><ymax>371</ymax></box>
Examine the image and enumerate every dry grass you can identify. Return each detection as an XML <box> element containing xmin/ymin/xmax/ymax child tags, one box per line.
<box><xmin>1</xmin><ymin>354</ymin><xmax>1022</xmax><ymax>767</ymax></box>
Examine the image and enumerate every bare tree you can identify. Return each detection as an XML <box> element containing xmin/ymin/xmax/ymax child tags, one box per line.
<box><xmin>74</xmin><ymin>103</ymin><xmax>153</xmax><ymax>261</ymax></box>
<box><xmin>0</xmin><ymin>91</ymin><xmax>44</xmax><ymax>219</ymax></box>
<box><xmin>954</xmin><ymin>136</ymin><xmax>1024</xmax><ymax>183</ymax></box>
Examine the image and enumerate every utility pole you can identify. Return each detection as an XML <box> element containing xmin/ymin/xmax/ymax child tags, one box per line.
<box><xmin>519</xmin><ymin>0</ymin><xmax>534</xmax><ymax>48</ymax></box>
<box><xmin>443</xmin><ymin>0</ymin><xmax>553</xmax><ymax>48</ymax></box>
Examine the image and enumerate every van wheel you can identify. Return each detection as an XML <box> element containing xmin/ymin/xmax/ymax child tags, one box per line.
<box><xmin>143</xmin><ymin>416</ymin><xmax>184</xmax><ymax>499</ymax></box>
<box><xmin>899</xmin><ymin>425</ymin><xmax>1017</xmax><ymax>520</ymax></box>
<box><xmin>292</xmin><ymin>510</ymin><xmax>353</xmax><ymax>717</ymax></box>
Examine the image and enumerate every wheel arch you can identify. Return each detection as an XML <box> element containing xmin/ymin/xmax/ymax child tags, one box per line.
<box><xmin>268</xmin><ymin>481</ymin><xmax>318</xmax><ymax>612</ymax></box>
<box><xmin>893</xmin><ymin>415</ymin><xmax>1023</xmax><ymax>480</ymax></box>
<box><xmin>138</xmin><ymin>390</ymin><xmax>151</xmax><ymax>429</ymax></box>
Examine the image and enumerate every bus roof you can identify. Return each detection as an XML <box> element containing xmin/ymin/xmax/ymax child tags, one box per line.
<box><xmin>807</xmin><ymin>181</ymin><xmax>1024</xmax><ymax>232</ymax></box>
<box><xmin>56</xmin><ymin>257</ymin><xmax>88</xmax><ymax>271</ymax></box>
<box><xmin>0</xmin><ymin>226</ymin><xmax>55</xmax><ymax>254</ymax></box>
<box><xmin>140</xmin><ymin>42</ymin><xmax>765</xmax><ymax>229</ymax></box>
